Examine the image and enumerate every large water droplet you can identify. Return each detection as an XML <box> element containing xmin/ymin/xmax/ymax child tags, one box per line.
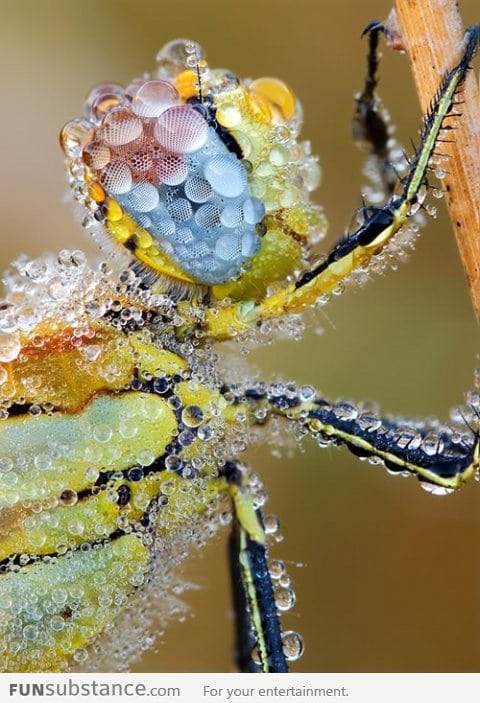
<box><xmin>419</xmin><ymin>481</ymin><xmax>454</xmax><ymax>496</ymax></box>
<box><xmin>0</xmin><ymin>333</ymin><xmax>20</xmax><ymax>362</ymax></box>
<box><xmin>281</xmin><ymin>630</ymin><xmax>304</xmax><ymax>661</ymax></box>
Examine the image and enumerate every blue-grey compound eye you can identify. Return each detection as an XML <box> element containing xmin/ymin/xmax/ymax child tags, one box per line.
<box><xmin>108</xmin><ymin>106</ymin><xmax>265</xmax><ymax>285</ymax></box>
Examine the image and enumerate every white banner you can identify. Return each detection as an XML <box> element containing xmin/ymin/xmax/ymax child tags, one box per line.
<box><xmin>1</xmin><ymin>673</ymin><xmax>479</xmax><ymax>703</ymax></box>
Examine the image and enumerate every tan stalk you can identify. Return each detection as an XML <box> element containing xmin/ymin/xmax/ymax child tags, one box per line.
<box><xmin>390</xmin><ymin>0</ymin><xmax>480</xmax><ymax>318</ymax></box>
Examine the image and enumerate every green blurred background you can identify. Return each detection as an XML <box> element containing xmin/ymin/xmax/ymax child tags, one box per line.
<box><xmin>1</xmin><ymin>0</ymin><xmax>479</xmax><ymax>673</ymax></box>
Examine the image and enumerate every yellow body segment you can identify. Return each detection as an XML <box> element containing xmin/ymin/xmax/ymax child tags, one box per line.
<box><xmin>0</xmin><ymin>393</ymin><xmax>176</xmax><ymax>505</ymax></box>
<box><xmin>1</xmin><ymin>327</ymin><xmax>133</xmax><ymax>409</ymax></box>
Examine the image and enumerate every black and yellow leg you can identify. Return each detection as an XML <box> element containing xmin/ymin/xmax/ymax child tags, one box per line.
<box><xmin>236</xmin><ymin>385</ymin><xmax>480</xmax><ymax>492</ymax></box>
<box><xmin>222</xmin><ymin>462</ymin><xmax>288</xmax><ymax>673</ymax></box>
<box><xmin>197</xmin><ymin>25</ymin><xmax>480</xmax><ymax>341</ymax></box>
<box><xmin>352</xmin><ymin>21</ymin><xmax>398</xmax><ymax>198</ymax></box>
<box><xmin>304</xmin><ymin>402</ymin><xmax>480</xmax><ymax>491</ymax></box>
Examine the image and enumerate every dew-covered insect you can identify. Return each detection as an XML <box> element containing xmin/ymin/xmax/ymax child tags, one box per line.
<box><xmin>0</xmin><ymin>26</ymin><xmax>479</xmax><ymax>673</ymax></box>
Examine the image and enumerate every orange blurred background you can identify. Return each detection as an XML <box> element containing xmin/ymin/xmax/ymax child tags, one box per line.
<box><xmin>1</xmin><ymin>0</ymin><xmax>479</xmax><ymax>672</ymax></box>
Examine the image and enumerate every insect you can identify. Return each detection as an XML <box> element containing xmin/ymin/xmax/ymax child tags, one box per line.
<box><xmin>0</xmin><ymin>21</ymin><xmax>479</xmax><ymax>673</ymax></box>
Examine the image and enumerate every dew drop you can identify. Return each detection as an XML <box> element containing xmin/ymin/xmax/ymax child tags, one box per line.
<box><xmin>154</xmin><ymin>105</ymin><xmax>208</xmax><ymax>154</ymax></box>
<box><xmin>421</xmin><ymin>433</ymin><xmax>443</xmax><ymax>456</ymax></box>
<box><xmin>82</xmin><ymin>140</ymin><xmax>111</xmax><ymax>170</ymax></box>
<box><xmin>181</xmin><ymin>405</ymin><xmax>204</xmax><ymax>428</ymax></box>
<box><xmin>101</xmin><ymin>107</ymin><xmax>143</xmax><ymax>147</ymax></box>
<box><xmin>197</xmin><ymin>424</ymin><xmax>214</xmax><ymax>441</ymax></box>
<box><xmin>132</xmin><ymin>80</ymin><xmax>180</xmax><ymax>118</ymax></box>
<box><xmin>357</xmin><ymin>414</ymin><xmax>382</xmax><ymax>432</ymax></box>
<box><xmin>93</xmin><ymin>424</ymin><xmax>113</xmax><ymax>443</ymax></box>
<box><xmin>22</xmin><ymin>625</ymin><xmax>39</xmax><ymax>642</ymax></box>
<box><xmin>204</xmin><ymin>153</ymin><xmax>248</xmax><ymax>198</ymax></box>
<box><xmin>0</xmin><ymin>456</ymin><xmax>14</xmax><ymax>474</ymax></box>
<box><xmin>128</xmin><ymin>182</ymin><xmax>160</xmax><ymax>212</ymax></box>
<box><xmin>0</xmin><ymin>333</ymin><xmax>20</xmax><ymax>363</ymax></box>
<box><xmin>275</xmin><ymin>587</ymin><xmax>296</xmax><ymax>612</ymax></box>
<box><xmin>264</xmin><ymin>513</ymin><xmax>280</xmax><ymax>535</ymax></box>
<box><xmin>251</xmin><ymin>645</ymin><xmax>261</xmax><ymax>666</ymax></box>
<box><xmin>269</xmin><ymin>559</ymin><xmax>286</xmax><ymax>580</ymax></box>
<box><xmin>60</xmin><ymin>119</ymin><xmax>93</xmax><ymax>157</ymax></box>
<box><xmin>419</xmin><ymin>481</ymin><xmax>454</xmax><ymax>496</ymax></box>
<box><xmin>333</xmin><ymin>402</ymin><xmax>358</xmax><ymax>421</ymax></box>
<box><xmin>178</xmin><ymin>429</ymin><xmax>195</xmax><ymax>447</ymax></box>
<box><xmin>165</xmin><ymin>455</ymin><xmax>182</xmax><ymax>472</ymax></box>
<box><xmin>49</xmin><ymin>615</ymin><xmax>65</xmax><ymax>632</ymax></box>
<box><xmin>137</xmin><ymin>449</ymin><xmax>155</xmax><ymax>466</ymax></box>
<box><xmin>281</xmin><ymin>630</ymin><xmax>304</xmax><ymax>662</ymax></box>
<box><xmin>216</xmin><ymin>102</ymin><xmax>242</xmax><ymax>128</ymax></box>
<box><xmin>299</xmin><ymin>385</ymin><xmax>315</xmax><ymax>402</ymax></box>
<box><xmin>100</xmin><ymin>161</ymin><xmax>133</xmax><ymax>195</ymax></box>
<box><xmin>60</xmin><ymin>489</ymin><xmax>78</xmax><ymax>507</ymax></box>
<box><xmin>466</xmin><ymin>390</ymin><xmax>480</xmax><ymax>410</ymax></box>
<box><xmin>73</xmin><ymin>648</ymin><xmax>88</xmax><ymax>663</ymax></box>
<box><xmin>68</xmin><ymin>519</ymin><xmax>85</xmax><ymax>536</ymax></box>
<box><xmin>119</xmin><ymin>418</ymin><xmax>139</xmax><ymax>439</ymax></box>
<box><xmin>34</xmin><ymin>454</ymin><xmax>52</xmax><ymax>471</ymax></box>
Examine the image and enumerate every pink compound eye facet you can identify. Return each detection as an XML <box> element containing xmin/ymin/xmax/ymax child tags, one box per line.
<box><xmin>82</xmin><ymin>140</ymin><xmax>111</xmax><ymax>170</ymax></box>
<box><xmin>132</xmin><ymin>80</ymin><xmax>181</xmax><ymax>118</ymax></box>
<box><xmin>101</xmin><ymin>107</ymin><xmax>143</xmax><ymax>147</ymax></box>
<box><xmin>100</xmin><ymin>161</ymin><xmax>133</xmax><ymax>194</ymax></box>
<box><xmin>154</xmin><ymin>105</ymin><xmax>208</xmax><ymax>154</ymax></box>
<box><xmin>155</xmin><ymin>152</ymin><xmax>188</xmax><ymax>186</ymax></box>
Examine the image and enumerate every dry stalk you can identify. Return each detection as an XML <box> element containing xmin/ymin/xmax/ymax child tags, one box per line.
<box><xmin>389</xmin><ymin>0</ymin><xmax>480</xmax><ymax>318</ymax></box>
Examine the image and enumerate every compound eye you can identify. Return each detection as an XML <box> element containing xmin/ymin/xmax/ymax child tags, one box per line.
<box><xmin>71</xmin><ymin>77</ymin><xmax>264</xmax><ymax>286</ymax></box>
<box><xmin>61</xmin><ymin>39</ymin><xmax>326</xmax><ymax>300</ymax></box>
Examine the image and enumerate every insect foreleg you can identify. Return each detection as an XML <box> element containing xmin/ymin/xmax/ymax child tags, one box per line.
<box><xmin>198</xmin><ymin>26</ymin><xmax>479</xmax><ymax>341</ymax></box>
<box><xmin>352</xmin><ymin>21</ymin><xmax>400</xmax><ymax>200</ymax></box>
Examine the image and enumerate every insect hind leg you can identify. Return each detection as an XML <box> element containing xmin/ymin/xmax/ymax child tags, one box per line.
<box><xmin>221</xmin><ymin>461</ymin><xmax>290</xmax><ymax>673</ymax></box>
<box><xmin>237</xmin><ymin>382</ymin><xmax>480</xmax><ymax>493</ymax></box>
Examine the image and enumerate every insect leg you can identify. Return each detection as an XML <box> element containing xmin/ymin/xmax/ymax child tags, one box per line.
<box><xmin>352</xmin><ymin>21</ymin><xmax>400</xmax><ymax>200</ymax></box>
<box><xmin>199</xmin><ymin>26</ymin><xmax>479</xmax><ymax>341</ymax></box>
<box><xmin>221</xmin><ymin>461</ymin><xmax>289</xmax><ymax>673</ymax></box>
<box><xmin>234</xmin><ymin>384</ymin><xmax>480</xmax><ymax>493</ymax></box>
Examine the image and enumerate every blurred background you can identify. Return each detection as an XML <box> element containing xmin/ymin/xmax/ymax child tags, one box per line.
<box><xmin>1</xmin><ymin>0</ymin><xmax>479</xmax><ymax>673</ymax></box>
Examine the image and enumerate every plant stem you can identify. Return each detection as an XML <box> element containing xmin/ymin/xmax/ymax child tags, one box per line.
<box><xmin>391</xmin><ymin>0</ymin><xmax>480</xmax><ymax>318</ymax></box>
